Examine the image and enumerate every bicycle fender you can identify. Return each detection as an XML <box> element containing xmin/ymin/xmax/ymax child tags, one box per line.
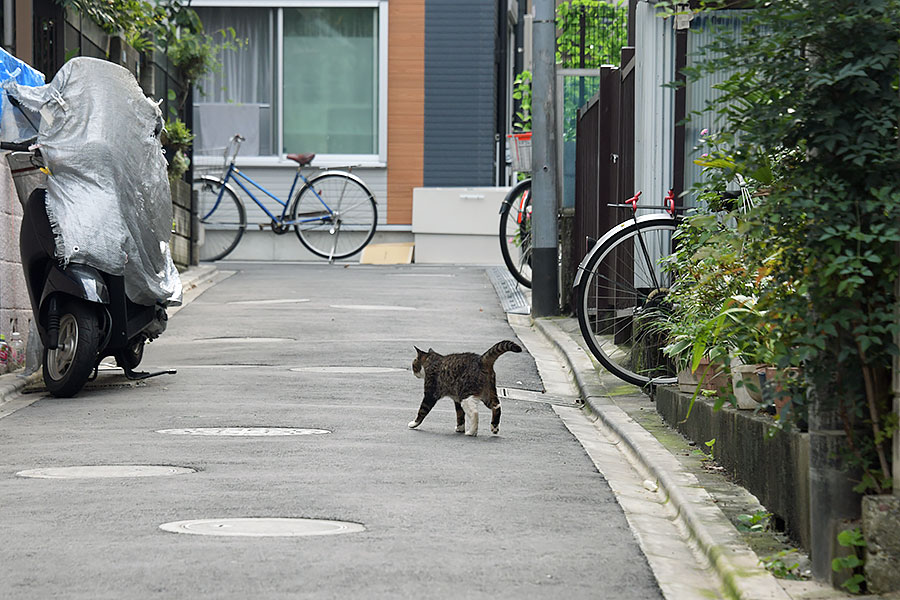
<box><xmin>304</xmin><ymin>171</ymin><xmax>377</xmax><ymax>203</ymax></box>
<box><xmin>572</xmin><ymin>214</ymin><xmax>676</xmax><ymax>289</ymax></box>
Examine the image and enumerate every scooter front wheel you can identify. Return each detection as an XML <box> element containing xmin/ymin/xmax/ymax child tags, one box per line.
<box><xmin>43</xmin><ymin>298</ymin><xmax>102</xmax><ymax>397</ymax></box>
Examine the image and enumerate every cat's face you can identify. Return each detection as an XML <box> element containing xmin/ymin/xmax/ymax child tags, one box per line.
<box><xmin>412</xmin><ymin>348</ymin><xmax>425</xmax><ymax>379</ymax></box>
<box><xmin>412</xmin><ymin>347</ymin><xmax>430</xmax><ymax>379</ymax></box>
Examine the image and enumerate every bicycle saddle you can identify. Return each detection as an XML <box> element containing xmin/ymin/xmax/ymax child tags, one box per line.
<box><xmin>286</xmin><ymin>153</ymin><xmax>315</xmax><ymax>166</ymax></box>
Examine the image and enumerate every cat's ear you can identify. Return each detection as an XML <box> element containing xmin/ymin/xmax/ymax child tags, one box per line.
<box><xmin>414</xmin><ymin>346</ymin><xmax>426</xmax><ymax>356</ymax></box>
<box><xmin>427</xmin><ymin>347</ymin><xmax>435</xmax><ymax>354</ymax></box>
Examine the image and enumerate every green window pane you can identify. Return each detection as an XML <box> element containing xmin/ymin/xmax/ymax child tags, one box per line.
<box><xmin>283</xmin><ymin>8</ymin><xmax>378</xmax><ymax>155</ymax></box>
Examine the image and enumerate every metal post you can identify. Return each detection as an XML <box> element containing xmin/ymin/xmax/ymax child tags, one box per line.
<box><xmin>3</xmin><ymin>0</ymin><xmax>14</xmax><ymax>52</ymax></box>
<box><xmin>531</xmin><ymin>0</ymin><xmax>559</xmax><ymax>317</ymax></box>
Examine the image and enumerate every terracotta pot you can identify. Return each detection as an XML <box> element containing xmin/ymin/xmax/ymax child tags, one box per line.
<box><xmin>677</xmin><ymin>358</ymin><xmax>729</xmax><ymax>393</ymax></box>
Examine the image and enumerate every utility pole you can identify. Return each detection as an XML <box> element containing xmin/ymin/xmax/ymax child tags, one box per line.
<box><xmin>531</xmin><ymin>0</ymin><xmax>559</xmax><ymax>317</ymax></box>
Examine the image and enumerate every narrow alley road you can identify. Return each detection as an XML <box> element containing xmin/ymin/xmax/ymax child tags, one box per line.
<box><xmin>0</xmin><ymin>263</ymin><xmax>665</xmax><ymax>599</ymax></box>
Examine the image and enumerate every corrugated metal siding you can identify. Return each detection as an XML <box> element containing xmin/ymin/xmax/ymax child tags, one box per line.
<box><xmin>683</xmin><ymin>11</ymin><xmax>745</xmax><ymax>204</ymax></box>
<box><xmin>633</xmin><ymin>1</ymin><xmax>675</xmax><ymax>214</ymax></box>
<box><xmin>424</xmin><ymin>0</ymin><xmax>497</xmax><ymax>186</ymax></box>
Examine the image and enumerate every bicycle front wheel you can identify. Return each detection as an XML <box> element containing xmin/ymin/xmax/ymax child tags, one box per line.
<box><xmin>291</xmin><ymin>173</ymin><xmax>377</xmax><ymax>260</ymax></box>
<box><xmin>575</xmin><ymin>215</ymin><xmax>678</xmax><ymax>387</ymax></box>
<box><xmin>193</xmin><ymin>177</ymin><xmax>246</xmax><ymax>261</ymax></box>
<box><xmin>499</xmin><ymin>179</ymin><xmax>533</xmax><ymax>288</ymax></box>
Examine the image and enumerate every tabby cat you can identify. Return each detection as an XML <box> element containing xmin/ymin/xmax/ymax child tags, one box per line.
<box><xmin>408</xmin><ymin>340</ymin><xmax>522</xmax><ymax>436</ymax></box>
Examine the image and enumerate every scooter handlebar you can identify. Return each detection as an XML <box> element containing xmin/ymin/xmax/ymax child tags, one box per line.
<box><xmin>0</xmin><ymin>141</ymin><xmax>33</xmax><ymax>152</ymax></box>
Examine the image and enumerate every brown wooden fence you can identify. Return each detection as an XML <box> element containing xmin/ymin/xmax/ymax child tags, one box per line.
<box><xmin>572</xmin><ymin>47</ymin><xmax>636</xmax><ymax>268</ymax></box>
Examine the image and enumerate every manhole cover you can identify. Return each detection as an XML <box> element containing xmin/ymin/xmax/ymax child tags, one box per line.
<box><xmin>159</xmin><ymin>518</ymin><xmax>365</xmax><ymax>537</ymax></box>
<box><xmin>387</xmin><ymin>274</ymin><xmax>454</xmax><ymax>278</ymax></box>
<box><xmin>330</xmin><ymin>304</ymin><xmax>417</xmax><ymax>311</ymax></box>
<box><xmin>16</xmin><ymin>465</ymin><xmax>196</xmax><ymax>479</ymax></box>
<box><xmin>193</xmin><ymin>337</ymin><xmax>295</xmax><ymax>343</ymax></box>
<box><xmin>227</xmin><ymin>299</ymin><xmax>310</xmax><ymax>305</ymax></box>
<box><xmin>156</xmin><ymin>427</ymin><xmax>331</xmax><ymax>437</ymax></box>
<box><xmin>290</xmin><ymin>366</ymin><xmax>405</xmax><ymax>374</ymax></box>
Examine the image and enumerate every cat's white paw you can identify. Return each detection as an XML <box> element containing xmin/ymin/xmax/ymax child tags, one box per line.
<box><xmin>465</xmin><ymin>430</ymin><xmax>477</xmax><ymax>437</ymax></box>
<box><xmin>456</xmin><ymin>424</ymin><xmax>465</xmax><ymax>433</ymax></box>
<box><xmin>491</xmin><ymin>425</ymin><xmax>499</xmax><ymax>434</ymax></box>
<box><xmin>408</xmin><ymin>420</ymin><xmax>421</xmax><ymax>429</ymax></box>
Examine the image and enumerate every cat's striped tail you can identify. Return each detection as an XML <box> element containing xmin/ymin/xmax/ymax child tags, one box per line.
<box><xmin>481</xmin><ymin>340</ymin><xmax>523</xmax><ymax>367</ymax></box>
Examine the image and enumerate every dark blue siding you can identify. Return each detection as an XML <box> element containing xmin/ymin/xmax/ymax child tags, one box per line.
<box><xmin>424</xmin><ymin>0</ymin><xmax>498</xmax><ymax>186</ymax></box>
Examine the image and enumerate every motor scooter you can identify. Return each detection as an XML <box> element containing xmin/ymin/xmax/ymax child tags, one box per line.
<box><xmin>3</xmin><ymin>142</ymin><xmax>175</xmax><ymax>397</ymax></box>
<box><xmin>2</xmin><ymin>58</ymin><xmax>180</xmax><ymax>397</ymax></box>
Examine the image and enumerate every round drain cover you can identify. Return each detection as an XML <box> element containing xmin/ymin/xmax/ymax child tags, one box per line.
<box><xmin>330</xmin><ymin>304</ymin><xmax>416</xmax><ymax>311</ymax></box>
<box><xmin>157</xmin><ymin>427</ymin><xmax>331</xmax><ymax>437</ymax></box>
<box><xmin>228</xmin><ymin>299</ymin><xmax>310</xmax><ymax>305</ymax></box>
<box><xmin>16</xmin><ymin>465</ymin><xmax>195</xmax><ymax>479</ymax></box>
<box><xmin>290</xmin><ymin>366</ymin><xmax>405</xmax><ymax>374</ymax></box>
<box><xmin>159</xmin><ymin>518</ymin><xmax>365</xmax><ymax>537</ymax></box>
<box><xmin>193</xmin><ymin>337</ymin><xmax>295</xmax><ymax>343</ymax></box>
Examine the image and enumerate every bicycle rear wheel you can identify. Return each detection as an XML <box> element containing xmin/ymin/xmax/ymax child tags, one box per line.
<box><xmin>291</xmin><ymin>172</ymin><xmax>377</xmax><ymax>260</ymax></box>
<box><xmin>193</xmin><ymin>177</ymin><xmax>246</xmax><ymax>261</ymax></box>
<box><xmin>499</xmin><ymin>179</ymin><xmax>533</xmax><ymax>287</ymax></box>
<box><xmin>575</xmin><ymin>215</ymin><xmax>678</xmax><ymax>387</ymax></box>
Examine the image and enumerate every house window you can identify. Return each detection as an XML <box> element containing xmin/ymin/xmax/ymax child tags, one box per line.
<box><xmin>192</xmin><ymin>2</ymin><xmax>386</xmax><ymax>163</ymax></box>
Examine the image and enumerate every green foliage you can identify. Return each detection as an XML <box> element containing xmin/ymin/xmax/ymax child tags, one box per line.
<box><xmin>660</xmin><ymin>0</ymin><xmax>900</xmax><ymax>488</ymax></box>
<box><xmin>704</xmin><ymin>437</ymin><xmax>716</xmax><ymax>460</ymax></box>
<box><xmin>556</xmin><ymin>0</ymin><xmax>628</xmax><ymax>68</ymax></box>
<box><xmin>735</xmin><ymin>510</ymin><xmax>771</xmax><ymax>533</ymax></box>
<box><xmin>167</xmin><ymin>27</ymin><xmax>244</xmax><ymax>87</ymax></box>
<box><xmin>512</xmin><ymin>71</ymin><xmax>532</xmax><ymax>133</ymax></box>
<box><xmin>760</xmin><ymin>549</ymin><xmax>803</xmax><ymax>580</ymax></box>
<box><xmin>162</xmin><ymin>118</ymin><xmax>194</xmax><ymax>153</ymax></box>
<box><xmin>56</xmin><ymin>0</ymin><xmax>201</xmax><ymax>52</ymax></box>
<box><xmin>511</xmin><ymin>1</ymin><xmax>628</xmax><ymax>136</ymax></box>
<box><xmin>832</xmin><ymin>528</ymin><xmax>867</xmax><ymax>593</ymax></box>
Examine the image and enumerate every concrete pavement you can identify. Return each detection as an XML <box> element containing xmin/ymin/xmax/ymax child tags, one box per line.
<box><xmin>0</xmin><ymin>262</ymin><xmax>890</xmax><ymax>599</ymax></box>
<box><xmin>1</xmin><ymin>263</ymin><xmax>658</xmax><ymax>599</ymax></box>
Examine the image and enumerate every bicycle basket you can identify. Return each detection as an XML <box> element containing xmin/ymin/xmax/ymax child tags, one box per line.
<box><xmin>508</xmin><ymin>132</ymin><xmax>532</xmax><ymax>172</ymax></box>
<box><xmin>5</xmin><ymin>151</ymin><xmax>46</xmax><ymax>206</ymax></box>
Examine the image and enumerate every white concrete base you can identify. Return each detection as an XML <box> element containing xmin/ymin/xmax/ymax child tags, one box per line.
<box><xmin>412</xmin><ymin>186</ymin><xmax>510</xmax><ymax>265</ymax></box>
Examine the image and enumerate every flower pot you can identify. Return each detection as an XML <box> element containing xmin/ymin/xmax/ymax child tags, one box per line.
<box><xmin>763</xmin><ymin>366</ymin><xmax>800</xmax><ymax>417</ymax></box>
<box><xmin>732</xmin><ymin>363</ymin><xmax>764</xmax><ymax>409</ymax></box>
<box><xmin>677</xmin><ymin>358</ymin><xmax>729</xmax><ymax>393</ymax></box>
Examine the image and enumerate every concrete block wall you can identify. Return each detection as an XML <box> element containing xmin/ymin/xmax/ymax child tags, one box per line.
<box><xmin>655</xmin><ymin>386</ymin><xmax>811</xmax><ymax>551</ymax></box>
<box><xmin>0</xmin><ymin>160</ymin><xmax>34</xmax><ymax>366</ymax></box>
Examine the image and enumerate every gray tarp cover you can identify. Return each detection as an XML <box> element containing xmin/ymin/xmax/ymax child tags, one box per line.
<box><xmin>4</xmin><ymin>57</ymin><xmax>182</xmax><ymax>306</ymax></box>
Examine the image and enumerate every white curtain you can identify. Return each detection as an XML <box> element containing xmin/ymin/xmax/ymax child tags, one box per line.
<box><xmin>193</xmin><ymin>7</ymin><xmax>274</xmax><ymax>155</ymax></box>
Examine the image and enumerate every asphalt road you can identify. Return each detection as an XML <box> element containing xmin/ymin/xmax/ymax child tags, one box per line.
<box><xmin>0</xmin><ymin>263</ymin><xmax>663</xmax><ymax>599</ymax></box>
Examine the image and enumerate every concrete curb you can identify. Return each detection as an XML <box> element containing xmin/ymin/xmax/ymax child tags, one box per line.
<box><xmin>0</xmin><ymin>264</ymin><xmax>218</xmax><ymax>407</ymax></box>
<box><xmin>533</xmin><ymin>316</ymin><xmax>791</xmax><ymax>600</ymax></box>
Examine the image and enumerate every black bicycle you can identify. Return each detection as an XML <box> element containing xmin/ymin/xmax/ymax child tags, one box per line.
<box><xmin>498</xmin><ymin>178</ymin><xmax>533</xmax><ymax>287</ymax></box>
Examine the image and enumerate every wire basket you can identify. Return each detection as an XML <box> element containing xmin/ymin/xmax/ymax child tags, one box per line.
<box><xmin>508</xmin><ymin>132</ymin><xmax>532</xmax><ymax>172</ymax></box>
<box><xmin>5</xmin><ymin>151</ymin><xmax>46</xmax><ymax>206</ymax></box>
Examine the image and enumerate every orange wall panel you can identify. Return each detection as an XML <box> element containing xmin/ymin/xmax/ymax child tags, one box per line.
<box><xmin>386</xmin><ymin>0</ymin><xmax>424</xmax><ymax>225</ymax></box>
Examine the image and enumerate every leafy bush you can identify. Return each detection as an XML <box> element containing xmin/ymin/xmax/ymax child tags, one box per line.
<box><xmin>658</xmin><ymin>0</ymin><xmax>900</xmax><ymax>491</ymax></box>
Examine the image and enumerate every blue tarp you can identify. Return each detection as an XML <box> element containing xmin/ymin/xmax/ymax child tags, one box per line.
<box><xmin>0</xmin><ymin>48</ymin><xmax>45</xmax><ymax>141</ymax></box>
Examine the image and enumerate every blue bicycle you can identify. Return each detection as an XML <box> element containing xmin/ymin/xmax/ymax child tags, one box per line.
<box><xmin>193</xmin><ymin>134</ymin><xmax>378</xmax><ymax>262</ymax></box>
